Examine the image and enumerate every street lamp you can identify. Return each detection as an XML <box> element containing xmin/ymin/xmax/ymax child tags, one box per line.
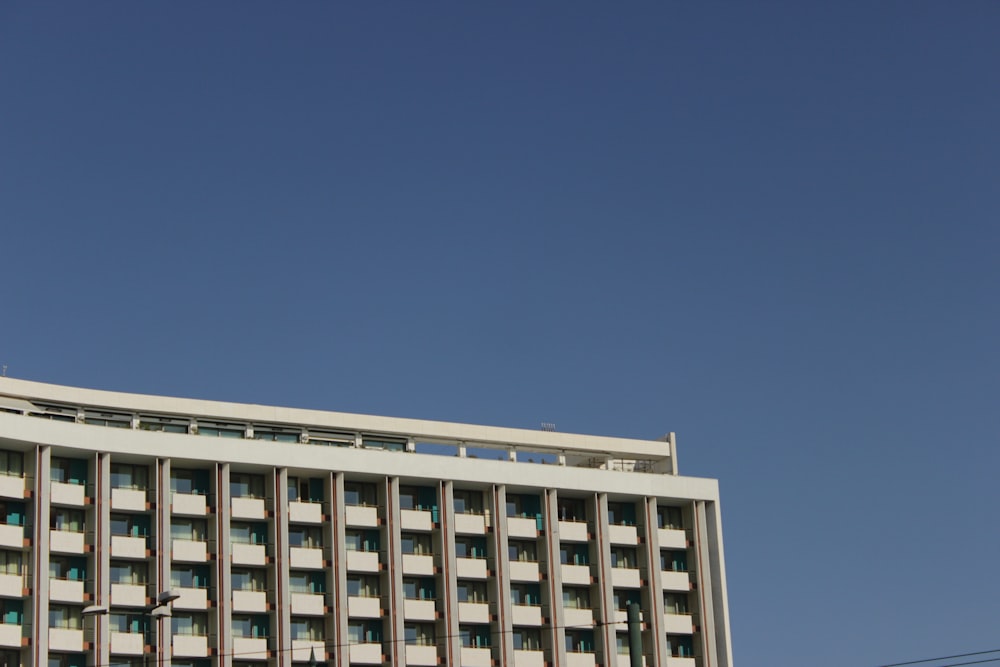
<box><xmin>81</xmin><ymin>605</ymin><xmax>108</xmax><ymax>667</ymax></box>
<box><xmin>82</xmin><ymin>589</ymin><xmax>180</xmax><ymax>667</ymax></box>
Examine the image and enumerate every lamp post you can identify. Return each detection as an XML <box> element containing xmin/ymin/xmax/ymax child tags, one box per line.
<box><xmin>81</xmin><ymin>605</ymin><xmax>108</xmax><ymax>667</ymax></box>
<box><xmin>82</xmin><ymin>589</ymin><xmax>180</xmax><ymax>667</ymax></box>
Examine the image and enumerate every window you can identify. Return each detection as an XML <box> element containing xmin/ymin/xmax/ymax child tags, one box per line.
<box><xmin>47</xmin><ymin>655</ymin><xmax>86</xmax><ymax>667</ymax></box>
<box><xmin>348</xmin><ymin>621</ymin><xmax>382</xmax><ymax>644</ymax></box>
<box><xmin>49</xmin><ymin>605</ymin><xmax>82</xmax><ymax>630</ymax></box>
<box><xmin>562</xmin><ymin>587</ymin><xmax>591</xmax><ymax>610</ymax></box>
<box><xmin>51</xmin><ymin>458</ymin><xmax>87</xmax><ymax>485</ymax></box>
<box><xmin>613</xmin><ymin>590</ymin><xmax>640</xmax><ymax>611</ymax></box>
<box><xmin>231</xmin><ymin>522</ymin><xmax>268</xmax><ymax>545</ymax></box>
<box><xmin>195</xmin><ymin>420</ymin><xmax>244</xmax><ymax>438</ymax></box>
<box><xmin>232</xmin><ymin>615</ymin><xmax>269</xmax><ymax>639</ymax></box>
<box><xmin>607</xmin><ymin>502</ymin><xmax>636</xmax><ymax>526</ymax></box>
<box><xmin>399</xmin><ymin>486</ymin><xmax>436</xmax><ymax>512</ymax></box>
<box><xmin>616</xmin><ymin>634</ymin><xmax>631</xmax><ymax>655</ymax></box>
<box><xmin>456</xmin><ymin>581</ymin><xmax>487</xmax><ymax>603</ymax></box>
<box><xmin>0</xmin><ymin>502</ymin><xmax>24</xmax><ymax>527</ymax></box>
<box><xmin>345</xmin><ymin>530</ymin><xmax>379</xmax><ymax>553</ymax></box>
<box><xmin>172</xmin><ymin>565</ymin><xmax>210</xmax><ymax>589</ymax></box>
<box><xmin>404</xmin><ymin>623</ymin><xmax>435</xmax><ymax>646</ymax></box>
<box><xmin>346</xmin><ymin>575</ymin><xmax>379</xmax><ymax>598</ymax></box>
<box><xmin>84</xmin><ymin>410</ymin><xmax>130</xmax><ymax>428</ymax></box>
<box><xmin>557</xmin><ymin>498</ymin><xmax>586</xmax><ymax>522</ymax></box>
<box><xmin>510</xmin><ymin>583</ymin><xmax>541</xmax><ymax>606</ymax></box>
<box><xmin>459</xmin><ymin>625</ymin><xmax>490</xmax><ymax>648</ymax></box>
<box><xmin>0</xmin><ymin>451</ymin><xmax>24</xmax><ymax>478</ymax></box>
<box><xmin>668</xmin><ymin>635</ymin><xmax>694</xmax><ymax>658</ymax></box>
<box><xmin>505</xmin><ymin>494</ymin><xmax>541</xmax><ymax>518</ymax></box>
<box><xmin>0</xmin><ymin>600</ymin><xmax>22</xmax><ymax>626</ymax></box>
<box><xmin>138</xmin><ymin>414</ymin><xmax>188</xmax><ymax>433</ymax></box>
<box><xmin>110</xmin><ymin>513</ymin><xmax>150</xmax><ymax>538</ymax></box>
<box><xmin>288</xmin><ymin>527</ymin><xmax>322</xmax><ymax>549</ymax></box>
<box><xmin>110</xmin><ymin>612</ymin><xmax>147</xmax><ymax>634</ymax></box>
<box><xmin>453</xmin><ymin>490</ymin><xmax>483</xmax><ymax>515</ymax></box>
<box><xmin>344</xmin><ymin>482</ymin><xmax>377</xmax><ymax>507</ymax></box>
<box><xmin>289</xmin><ymin>571</ymin><xmax>325</xmax><ymax>594</ymax></box>
<box><xmin>49</xmin><ymin>556</ymin><xmax>87</xmax><ymax>581</ymax></box>
<box><xmin>508</xmin><ymin>540</ymin><xmax>537</xmax><ymax>562</ymax></box>
<box><xmin>658</xmin><ymin>506</ymin><xmax>683</xmax><ymax>530</ymax></box>
<box><xmin>664</xmin><ymin>593</ymin><xmax>688</xmax><ymax>615</ymax></box>
<box><xmin>565</xmin><ymin>630</ymin><xmax>594</xmax><ymax>653</ymax></box>
<box><xmin>232</xmin><ymin>568</ymin><xmax>266</xmax><ymax>592</ymax></box>
<box><xmin>291</xmin><ymin>617</ymin><xmax>324</xmax><ymax>641</ymax></box>
<box><xmin>172</xmin><ymin>613</ymin><xmax>208</xmax><ymax>636</ymax></box>
<box><xmin>252</xmin><ymin>427</ymin><xmax>299</xmax><ymax>443</ymax></box>
<box><xmin>110</xmin><ymin>463</ymin><xmax>148</xmax><ymax>490</ymax></box>
<box><xmin>230</xmin><ymin>473</ymin><xmax>265</xmax><ymax>498</ymax></box>
<box><xmin>361</xmin><ymin>437</ymin><xmax>405</xmax><ymax>452</ymax></box>
<box><xmin>111</xmin><ymin>561</ymin><xmax>148</xmax><ymax>585</ymax></box>
<box><xmin>610</xmin><ymin>547</ymin><xmax>637</xmax><ymax>569</ymax></box>
<box><xmin>560</xmin><ymin>543</ymin><xmax>589</xmax><ymax>566</ymax></box>
<box><xmin>171</xmin><ymin>469</ymin><xmax>209</xmax><ymax>495</ymax></box>
<box><xmin>171</xmin><ymin>519</ymin><xmax>207</xmax><ymax>542</ymax></box>
<box><xmin>0</xmin><ymin>551</ymin><xmax>21</xmax><ymax>576</ymax></box>
<box><xmin>402</xmin><ymin>578</ymin><xmax>435</xmax><ymax>600</ymax></box>
<box><xmin>401</xmin><ymin>533</ymin><xmax>432</xmax><ymax>555</ymax></box>
<box><xmin>455</xmin><ymin>537</ymin><xmax>486</xmax><ymax>559</ymax></box>
<box><xmin>306</xmin><ymin>430</ymin><xmax>353</xmax><ymax>447</ymax></box>
<box><xmin>287</xmin><ymin>477</ymin><xmax>323</xmax><ymax>503</ymax></box>
<box><xmin>513</xmin><ymin>628</ymin><xmax>541</xmax><ymax>651</ymax></box>
<box><xmin>661</xmin><ymin>550</ymin><xmax>688</xmax><ymax>572</ymax></box>
<box><xmin>51</xmin><ymin>508</ymin><xmax>85</xmax><ymax>532</ymax></box>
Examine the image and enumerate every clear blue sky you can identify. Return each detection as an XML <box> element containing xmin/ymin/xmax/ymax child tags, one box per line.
<box><xmin>2</xmin><ymin>3</ymin><xmax>998</xmax><ymax>666</ymax></box>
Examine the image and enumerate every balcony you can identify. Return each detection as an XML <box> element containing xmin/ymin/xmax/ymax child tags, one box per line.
<box><xmin>566</xmin><ymin>653</ymin><xmax>598</xmax><ymax>667</ymax></box>
<box><xmin>292</xmin><ymin>639</ymin><xmax>325</xmax><ymax>661</ymax></box>
<box><xmin>558</xmin><ymin>521</ymin><xmax>588</xmax><ymax>542</ymax></box>
<box><xmin>617</xmin><ymin>655</ymin><xmax>648</xmax><ymax>667</ymax></box>
<box><xmin>403</xmin><ymin>599</ymin><xmax>436</xmax><ymax>621</ymax></box>
<box><xmin>172</xmin><ymin>493</ymin><xmax>208</xmax><ymax>516</ymax></box>
<box><xmin>172</xmin><ymin>539</ymin><xmax>209</xmax><ymax>562</ymax></box>
<box><xmin>50</xmin><ymin>529</ymin><xmax>85</xmax><ymax>554</ymax></box>
<box><xmin>610</xmin><ymin>567</ymin><xmax>641</xmax><ymax>589</ymax></box>
<box><xmin>0</xmin><ymin>573</ymin><xmax>22</xmax><ymax>598</ymax></box>
<box><xmin>173</xmin><ymin>586</ymin><xmax>209</xmax><ymax>610</ymax></box>
<box><xmin>49</xmin><ymin>578</ymin><xmax>85</xmax><ymax>603</ymax></box>
<box><xmin>660</xmin><ymin>571</ymin><xmax>690</xmax><ymax>592</ymax></box>
<box><xmin>49</xmin><ymin>627</ymin><xmax>84</xmax><ymax>652</ymax></box>
<box><xmin>454</xmin><ymin>513</ymin><xmax>485</xmax><ymax>535</ymax></box>
<box><xmin>289</xmin><ymin>547</ymin><xmax>323</xmax><ymax>570</ymax></box>
<box><xmin>291</xmin><ymin>592</ymin><xmax>325</xmax><ymax>616</ymax></box>
<box><xmin>232</xmin><ymin>636</ymin><xmax>269</xmax><ymax>660</ymax></box>
<box><xmin>232</xmin><ymin>543</ymin><xmax>267</xmax><ymax>566</ymax></box>
<box><xmin>658</xmin><ymin>529</ymin><xmax>687</xmax><ymax>550</ymax></box>
<box><xmin>0</xmin><ymin>475</ymin><xmax>25</xmax><ymax>500</ymax></box>
<box><xmin>561</xmin><ymin>564</ymin><xmax>591</xmax><ymax>586</ymax></box>
<box><xmin>511</xmin><ymin>604</ymin><xmax>542</xmax><ymax>626</ymax></box>
<box><xmin>110</xmin><ymin>631</ymin><xmax>144</xmax><ymax>655</ymax></box>
<box><xmin>0</xmin><ymin>525</ymin><xmax>22</xmax><ymax>549</ymax></box>
<box><xmin>405</xmin><ymin>644</ymin><xmax>438</xmax><ymax>666</ymax></box>
<box><xmin>350</xmin><ymin>643</ymin><xmax>383</xmax><ymax>664</ymax></box>
<box><xmin>508</xmin><ymin>561</ymin><xmax>540</xmax><ymax>582</ymax></box>
<box><xmin>232</xmin><ymin>590</ymin><xmax>267</xmax><ymax>613</ymax></box>
<box><xmin>111</xmin><ymin>488</ymin><xmax>147</xmax><ymax>512</ymax></box>
<box><xmin>608</xmin><ymin>524</ymin><xmax>638</xmax><ymax>545</ymax></box>
<box><xmin>111</xmin><ymin>535</ymin><xmax>148</xmax><ymax>559</ymax></box>
<box><xmin>289</xmin><ymin>501</ymin><xmax>322</xmax><ymax>524</ymax></box>
<box><xmin>346</xmin><ymin>550</ymin><xmax>379</xmax><ymax>573</ymax></box>
<box><xmin>456</xmin><ymin>557</ymin><xmax>487</xmax><ymax>579</ymax></box>
<box><xmin>514</xmin><ymin>649</ymin><xmax>545</xmax><ymax>667</ymax></box>
<box><xmin>347</xmin><ymin>596</ymin><xmax>381</xmax><ymax>618</ymax></box>
<box><xmin>111</xmin><ymin>583</ymin><xmax>148</xmax><ymax>607</ymax></box>
<box><xmin>174</xmin><ymin>634</ymin><xmax>209</xmax><ymax>657</ymax></box>
<box><xmin>0</xmin><ymin>623</ymin><xmax>21</xmax><ymax>648</ymax></box>
<box><xmin>662</xmin><ymin>613</ymin><xmax>694</xmax><ymax>634</ymax></box>
<box><xmin>458</xmin><ymin>602</ymin><xmax>489</xmax><ymax>623</ymax></box>
<box><xmin>400</xmin><ymin>509</ymin><xmax>432</xmax><ymax>532</ymax></box>
<box><xmin>666</xmin><ymin>658</ymin><xmax>696</xmax><ymax>667</ymax></box>
<box><xmin>564</xmin><ymin>608</ymin><xmax>593</xmax><ymax>627</ymax></box>
<box><xmin>401</xmin><ymin>554</ymin><xmax>434</xmax><ymax>576</ymax></box>
<box><xmin>345</xmin><ymin>505</ymin><xmax>378</xmax><ymax>527</ymax></box>
<box><xmin>507</xmin><ymin>517</ymin><xmax>537</xmax><ymax>539</ymax></box>
<box><xmin>231</xmin><ymin>497</ymin><xmax>266</xmax><ymax>520</ymax></box>
<box><xmin>51</xmin><ymin>481</ymin><xmax>86</xmax><ymax>507</ymax></box>
<box><xmin>461</xmin><ymin>647</ymin><xmax>492</xmax><ymax>667</ymax></box>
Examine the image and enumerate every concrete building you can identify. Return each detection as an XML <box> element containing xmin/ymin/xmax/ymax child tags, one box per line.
<box><xmin>0</xmin><ymin>377</ymin><xmax>732</xmax><ymax>667</ymax></box>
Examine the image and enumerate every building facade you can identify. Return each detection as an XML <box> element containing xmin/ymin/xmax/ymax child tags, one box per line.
<box><xmin>0</xmin><ymin>378</ymin><xmax>732</xmax><ymax>667</ymax></box>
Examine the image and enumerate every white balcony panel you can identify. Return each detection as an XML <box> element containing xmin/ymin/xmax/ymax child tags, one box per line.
<box><xmin>511</xmin><ymin>605</ymin><xmax>542</xmax><ymax>626</ymax></box>
<box><xmin>231</xmin><ymin>496</ymin><xmax>266</xmax><ymax>520</ymax></box>
<box><xmin>174</xmin><ymin>586</ymin><xmax>209</xmax><ymax>610</ymax></box>
<box><xmin>111</xmin><ymin>535</ymin><xmax>147</xmax><ymax>559</ymax></box>
<box><xmin>51</xmin><ymin>481</ymin><xmax>86</xmax><ymax>506</ymax></box>
<box><xmin>291</xmin><ymin>592</ymin><xmax>325</xmax><ymax>616</ymax></box>
<box><xmin>454</xmin><ymin>513</ymin><xmax>485</xmax><ymax>535</ymax></box>
<box><xmin>508</xmin><ymin>561</ymin><xmax>540</xmax><ymax>582</ymax></box>
<box><xmin>566</xmin><ymin>653</ymin><xmax>598</xmax><ymax>667</ymax></box>
<box><xmin>0</xmin><ymin>475</ymin><xmax>25</xmax><ymax>500</ymax></box>
<box><xmin>0</xmin><ymin>623</ymin><xmax>20</xmax><ymax>648</ymax></box>
<box><xmin>401</xmin><ymin>554</ymin><xmax>434</xmax><ymax>576</ymax></box>
<box><xmin>350</xmin><ymin>643</ymin><xmax>383</xmax><ymax>664</ymax></box>
<box><xmin>461</xmin><ymin>647</ymin><xmax>492</xmax><ymax>667</ymax></box>
<box><xmin>232</xmin><ymin>590</ymin><xmax>268</xmax><ymax>613</ymax></box>
<box><xmin>111</xmin><ymin>583</ymin><xmax>148</xmax><ymax>607</ymax></box>
<box><xmin>0</xmin><ymin>574</ymin><xmax>21</xmax><ymax>598</ymax></box>
<box><xmin>558</xmin><ymin>521</ymin><xmax>588</xmax><ymax>542</ymax></box>
<box><xmin>50</xmin><ymin>530</ymin><xmax>85</xmax><ymax>554</ymax></box>
<box><xmin>172</xmin><ymin>493</ymin><xmax>207</xmax><ymax>516</ymax></box>
<box><xmin>458</xmin><ymin>602</ymin><xmax>489</xmax><ymax>623</ymax></box>
<box><xmin>404</xmin><ymin>599</ymin><xmax>436</xmax><ymax>621</ymax></box>
<box><xmin>345</xmin><ymin>505</ymin><xmax>378</xmax><ymax>527</ymax></box>
<box><xmin>111</xmin><ymin>631</ymin><xmax>144</xmax><ymax>655</ymax></box>
<box><xmin>611</xmin><ymin>568</ymin><xmax>641</xmax><ymax>588</ymax></box>
<box><xmin>346</xmin><ymin>550</ymin><xmax>379</xmax><ymax>573</ymax></box>
<box><xmin>0</xmin><ymin>525</ymin><xmax>21</xmax><ymax>549</ymax></box>
<box><xmin>400</xmin><ymin>509</ymin><xmax>433</xmax><ymax>531</ymax></box>
<box><xmin>405</xmin><ymin>644</ymin><xmax>439</xmax><ymax>666</ymax></box>
<box><xmin>348</xmin><ymin>596</ymin><xmax>381</xmax><ymax>618</ymax></box>
<box><xmin>456</xmin><ymin>557</ymin><xmax>487</xmax><ymax>579</ymax></box>
<box><xmin>49</xmin><ymin>628</ymin><xmax>84</xmax><ymax>652</ymax></box>
<box><xmin>289</xmin><ymin>547</ymin><xmax>323</xmax><ymax>570</ymax></box>
<box><xmin>617</xmin><ymin>655</ymin><xmax>647</xmax><ymax>667</ymax></box>
<box><xmin>50</xmin><ymin>578</ymin><xmax>84</xmax><ymax>603</ymax></box>
<box><xmin>507</xmin><ymin>517</ymin><xmax>537</xmax><ymax>539</ymax></box>
<box><xmin>660</xmin><ymin>571</ymin><xmax>691</xmax><ymax>592</ymax></box>
<box><xmin>292</xmin><ymin>639</ymin><xmax>325</xmax><ymax>662</ymax></box>
<box><xmin>561</xmin><ymin>564</ymin><xmax>591</xmax><ymax>586</ymax></box>
<box><xmin>658</xmin><ymin>529</ymin><xmax>687</xmax><ymax>550</ymax></box>
<box><xmin>289</xmin><ymin>501</ymin><xmax>322</xmax><ymax>524</ymax></box>
<box><xmin>174</xmin><ymin>634</ymin><xmax>209</xmax><ymax>657</ymax></box>
<box><xmin>111</xmin><ymin>488</ymin><xmax>147</xmax><ymax>512</ymax></box>
<box><xmin>173</xmin><ymin>539</ymin><xmax>208</xmax><ymax>562</ymax></box>
<box><xmin>514</xmin><ymin>649</ymin><xmax>546</xmax><ymax>667</ymax></box>
<box><xmin>608</xmin><ymin>524</ymin><xmax>638</xmax><ymax>545</ymax></box>
<box><xmin>662</xmin><ymin>613</ymin><xmax>694</xmax><ymax>634</ymax></box>
<box><xmin>564</xmin><ymin>608</ymin><xmax>594</xmax><ymax>628</ymax></box>
<box><xmin>666</xmin><ymin>658</ymin><xmax>696</xmax><ymax>667</ymax></box>
<box><xmin>232</xmin><ymin>543</ymin><xmax>267</xmax><ymax>566</ymax></box>
<box><xmin>233</xmin><ymin>636</ymin><xmax>269</xmax><ymax>660</ymax></box>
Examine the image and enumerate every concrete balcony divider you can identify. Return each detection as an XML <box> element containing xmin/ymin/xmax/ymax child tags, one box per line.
<box><xmin>173</xmin><ymin>634</ymin><xmax>210</xmax><ymax>657</ymax></box>
<box><xmin>111</xmin><ymin>535</ymin><xmax>147</xmax><ymax>559</ymax></box>
<box><xmin>51</xmin><ymin>481</ymin><xmax>86</xmax><ymax>506</ymax></box>
<box><xmin>0</xmin><ymin>475</ymin><xmax>25</xmax><ymax>500</ymax></box>
<box><xmin>49</xmin><ymin>578</ymin><xmax>85</xmax><ymax>603</ymax></box>
<box><xmin>403</xmin><ymin>599</ymin><xmax>436</xmax><ymax>621</ymax></box>
<box><xmin>232</xmin><ymin>543</ymin><xmax>266</xmax><ymax>566</ymax></box>
<box><xmin>49</xmin><ymin>628</ymin><xmax>84</xmax><ymax>652</ymax></box>
<box><xmin>231</xmin><ymin>496</ymin><xmax>266</xmax><ymax>520</ymax></box>
<box><xmin>507</xmin><ymin>517</ymin><xmax>538</xmax><ymax>539</ymax></box>
<box><xmin>558</xmin><ymin>520</ymin><xmax>588</xmax><ymax>542</ymax></box>
<box><xmin>111</xmin><ymin>583</ymin><xmax>148</xmax><ymax>607</ymax></box>
<box><xmin>172</xmin><ymin>493</ymin><xmax>207</xmax><ymax>516</ymax></box>
<box><xmin>400</xmin><ymin>509</ymin><xmax>433</xmax><ymax>531</ymax></box>
<box><xmin>232</xmin><ymin>590</ymin><xmax>267</xmax><ymax>613</ymax></box>
<box><xmin>458</xmin><ymin>602</ymin><xmax>490</xmax><ymax>623</ymax></box>
<box><xmin>291</xmin><ymin>592</ymin><xmax>325</xmax><ymax>615</ymax></box>
<box><xmin>289</xmin><ymin>501</ymin><xmax>322</xmax><ymax>524</ymax></box>
<box><xmin>347</xmin><ymin>596</ymin><xmax>381</xmax><ymax>618</ymax></box>
<box><xmin>401</xmin><ymin>554</ymin><xmax>434</xmax><ymax>576</ymax></box>
<box><xmin>454</xmin><ymin>513</ymin><xmax>486</xmax><ymax>534</ymax></box>
<box><xmin>233</xmin><ymin>636</ymin><xmax>269</xmax><ymax>660</ymax></box>
<box><xmin>111</xmin><ymin>488</ymin><xmax>146</xmax><ymax>512</ymax></box>
<box><xmin>346</xmin><ymin>550</ymin><xmax>380</xmax><ymax>573</ymax></box>
<box><xmin>345</xmin><ymin>505</ymin><xmax>378</xmax><ymax>527</ymax></box>
<box><xmin>50</xmin><ymin>530</ymin><xmax>85</xmax><ymax>554</ymax></box>
<box><xmin>289</xmin><ymin>547</ymin><xmax>323</xmax><ymax>569</ymax></box>
<box><xmin>456</xmin><ymin>557</ymin><xmax>487</xmax><ymax>579</ymax></box>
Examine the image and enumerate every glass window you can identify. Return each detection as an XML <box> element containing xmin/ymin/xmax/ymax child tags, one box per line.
<box><xmin>288</xmin><ymin>527</ymin><xmax>322</xmax><ymax>549</ymax></box>
<box><xmin>658</xmin><ymin>506</ymin><xmax>683</xmax><ymax>530</ymax></box>
<box><xmin>230</xmin><ymin>473</ymin><xmax>265</xmax><ymax>498</ymax></box>
<box><xmin>346</xmin><ymin>575</ymin><xmax>379</xmax><ymax>598</ymax></box>
<box><xmin>51</xmin><ymin>458</ymin><xmax>87</xmax><ymax>485</ymax></box>
<box><xmin>0</xmin><ymin>551</ymin><xmax>21</xmax><ymax>576</ymax></box>
<box><xmin>289</xmin><ymin>572</ymin><xmax>325</xmax><ymax>594</ymax></box>
<box><xmin>231</xmin><ymin>569</ymin><xmax>266</xmax><ymax>592</ymax></box>
<box><xmin>171</xmin><ymin>469</ymin><xmax>209</xmax><ymax>495</ymax></box>
<box><xmin>51</xmin><ymin>509</ymin><xmax>85</xmax><ymax>532</ymax></box>
<box><xmin>361</xmin><ymin>437</ymin><xmax>405</xmax><ymax>452</ymax></box>
<box><xmin>455</xmin><ymin>537</ymin><xmax>486</xmax><ymax>559</ymax></box>
<box><xmin>110</xmin><ymin>513</ymin><xmax>150</xmax><ymax>538</ymax></box>
<box><xmin>664</xmin><ymin>593</ymin><xmax>688</xmax><ymax>615</ymax></box>
<box><xmin>453</xmin><ymin>490</ymin><xmax>483</xmax><ymax>515</ymax></box>
<box><xmin>345</xmin><ymin>530</ymin><xmax>379</xmax><ymax>553</ymax></box>
<box><xmin>231</xmin><ymin>522</ymin><xmax>267</xmax><ymax>545</ymax></box>
<box><xmin>459</xmin><ymin>625</ymin><xmax>490</xmax><ymax>648</ymax></box>
<box><xmin>668</xmin><ymin>635</ymin><xmax>694</xmax><ymax>658</ymax></box>
<box><xmin>232</xmin><ymin>615</ymin><xmax>269</xmax><ymax>639</ymax></box>
<box><xmin>661</xmin><ymin>550</ymin><xmax>687</xmax><ymax>572</ymax></box>
<box><xmin>610</xmin><ymin>547</ymin><xmax>637</xmax><ymax>569</ymax></box>
<box><xmin>344</xmin><ymin>482</ymin><xmax>377</xmax><ymax>507</ymax></box>
<box><xmin>172</xmin><ymin>613</ymin><xmax>208</xmax><ymax>636</ymax></box>
<box><xmin>510</xmin><ymin>584</ymin><xmax>541</xmax><ymax>606</ymax></box>
<box><xmin>613</xmin><ymin>590</ymin><xmax>640</xmax><ymax>611</ymax></box>
<box><xmin>560</xmin><ymin>543</ymin><xmax>590</xmax><ymax>566</ymax></box>
<box><xmin>565</xmin><ymin>630</ymin><xmax>594</xmax><ymax>653</ymax></box>
<box><xmin>513</xmin><ymin>628</ymin><xmax>541</xmax><ymax>651</ymax></box>
<box><xmin>404</xmin><ymin>623</ymin><xmax>435</xmax><ymax>646</ymax></box>
<box><xmin>557</xmin><ymin>498</ymin><xmax>586</xmax><ymax>522</ymax></box>
<box><xmin>290</xmin><ymin>618</ymin><xmax>323</xmax><ymax>641</ymax></box>
<box><xmin>348</xmin><ymin>621</ymin><xmax>382</xmax><ymax>644</ymax></box>
<box><xmin>0</xmin><ymin>451</ymin><xmax>24</xmax><ymax>477</ymax></box>
<box><xmin>401</xmin><ymin>533</ymin><xmax>431</xmax><ymax>555</ymax></box>
<box><xmin>111</xmin><ymin>562</ymin><xmax>148</xmax><ymax>585</ymax></box>
<box><xmin>49</xmin><ymin>557</ymin><xmax>87</xmax><ymax>581</ymax></box>
<box><xmin>110</xmin><ymin>463</ymin><xmax>148</xmax><ymax>490</ymax></box>
<box><xmin>456</xmin><ymin>581</ymin><xmax>487</xmax><ymax>603</ymax></box>
<box><xmin>607</xmin><ymin>502</ymin><xmax>636</xmax><ymax>526</ymax></box>
<box><xmin>171</xmin><ymin>519</ymin><xmax>207</xmax><ymax>542</ymax></box>
<box><xmin>287</xmin><ymin>477</ymin><xmax>323</xmax><ymax>503</ymax></box>
<box><xmin>172</xmin><ymin>565</ymin><xmax>210</xmax><ymax>589</ymax></box>
<box><xmin>49</xmin><ymin>605</ymin><xmax>82</xmax><ymax>629</ymax></box>
<box><xmin>562</xmin><ymin>587</ymin><xmax>591</xmax><ymax>610</ymax></box>
<box><xmin>508</xmin><ymin>540</ymin><xmax>537</xmax><ymax>562</ymax></box>
<box><xmin>402</xmin><ymin>578</ymin><xmax>435</xmax><ymax>600</ymax></box>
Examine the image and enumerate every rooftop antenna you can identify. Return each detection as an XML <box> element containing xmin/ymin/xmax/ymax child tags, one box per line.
<box><xmin>541</xmin><ymin>422</ymin><xmax>555</xmax><ymax>432</ymax></box>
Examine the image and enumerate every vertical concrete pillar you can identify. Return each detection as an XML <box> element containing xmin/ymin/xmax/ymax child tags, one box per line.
<box><xmin>438</xmin><ymin>480</ymin><xmax>461</xmax><ymax>667</ymax></box>
<box><xmin>702</xmin><ymin>501</ymin><xmax>732</xmax><ymax>667</ymax></box>
<box><xmin>330</xmin><ymin>471</ymin><xmax>349</xmax><ymax>667</ymax></box>
<box><xmin>542</xmin><ymin>488</ymin><xmax>566</xmax><ymax>667</ymax></box>
<box><xmin>32</xmin><ymin>445</ymin><xmax>52</xmax><ymax>666</ymax></box>
<box><xmin>693</xmin><ymin>501</ymin><xmax>716</xmax><ymax>667</ymax></box>
<box><xmin>95</xmin><ymin>452</ymin><xmax>111</xmax><ymax>667</ymax></box>
<box><xmin>642</xmin><ymin>496</ymin><xmax>665</xmax><ymax>667</ymax></box>
<box><xmin>217</xmin><ymin>462</ymin><xmax>233</xmax><ymax>667</ymax></box>
<box><xmin>274</xmin><ymin>468</ymin><xmax>291</xmax><ymax>667</ymax></box>
<box><xmin>594</xmin><ymin>492</ymin><xmax>615</xmax><ymax>667</ymax></box>
<box><xmin>155</xmin><ymin>457</ymin><xmax>172</xmax><ymax>667</ymax></box>
<box><xmin>491</xmin><ymin>484</ymin><xmax>514</xmax><ymax>667</ymax></box>
<box><xmin>384</xmin><ymin>476</ymin><xmax>404</xmax><ymax>667</ymax></box>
